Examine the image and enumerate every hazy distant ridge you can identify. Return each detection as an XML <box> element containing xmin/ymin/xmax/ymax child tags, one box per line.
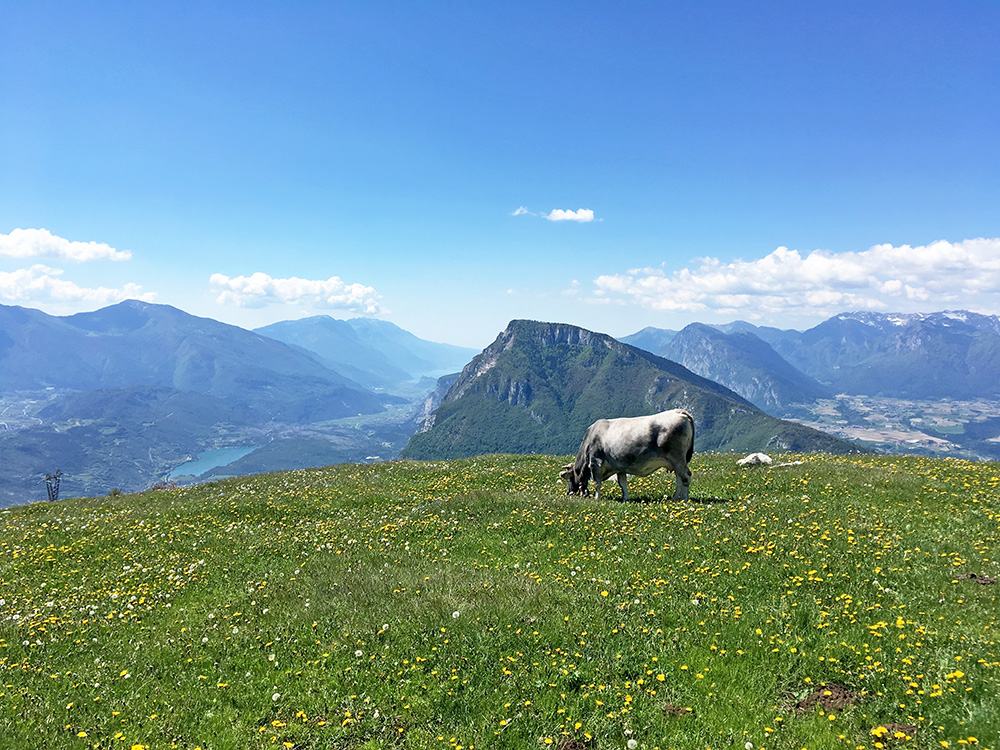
<box><xmin>623</xmin><ymin>310</ymin><xmax>1000</xmax><ymax>406</ymax></box>
<box><xmin>254</xmin><ymin>316</ymin><xmax>478</xmax><ymax>389</ymax></box>
<box><xmin>0</xmin><ymin>301</ymin><xmax>450</xmax><ymax>505</ymax></box>
<box><xmin>0</xmin><ymin>300</ymin><xmax>386</xmax><ymax>419</ymax></box>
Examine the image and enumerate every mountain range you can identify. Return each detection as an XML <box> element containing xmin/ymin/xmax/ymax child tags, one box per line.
<box><xmin>0</xmin><ymin>301</ymin><xmax>388</xmax><ymax>420</ymax></box>
<box><xmin>622</xmin><ymin>310</ymin><xmax>1000</xmax><ymax>410</ymax></box>
<box><xmin>402</xmin><ymin>320</ymin><xmax>854</xmax><ymax>459</ymax></box>
<box><xmin>767</xmin><ymin>311</ymin><xmax>1000</xmax><ymax>400</ymax></box>
<box><xmin>4</xmin><ymin>301</ymin><xmax>999</xmax><ymax>507</ymax></box>
<box><xmin>0</xmin><ymin>301</ymin><xmax>475</xmax><ymax>506</ymax></box>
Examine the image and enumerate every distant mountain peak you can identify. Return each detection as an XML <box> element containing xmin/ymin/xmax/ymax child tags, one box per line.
<box><xmin>117</xmin><ymin>298</ymin><xmax>158</xmax><ymax>310</ymax></box>
<box><xmin>831</xmin><ymin>309</ymin><xmax>1000</xmax><ymax>335</ymax></box>
<box><xmin>452</xmin><ymin>320</ymin><xmax>636</xmax><ymax>398</ymax></box>
<box><xmin>655</xmin><ymin>322</ymin><xmax>831</xmax><ymax>414</ymax></box>
<box><xmin>497</xmin><ymin>319</ymin><xmax>624</xmax><ymax>349</ymax></box>
<box><xmin>833</xmin><ymin>311</ymin><xmax>893</xmax><ymax>327</ymax></box>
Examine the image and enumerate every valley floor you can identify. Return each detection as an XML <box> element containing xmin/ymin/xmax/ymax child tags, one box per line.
<box><xmin>789</xmin><ymin>396</ymin><xmax>1000</xmax><ymax>460</ymax></box>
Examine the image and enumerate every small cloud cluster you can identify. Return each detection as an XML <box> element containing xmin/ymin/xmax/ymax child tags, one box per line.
<box><xmin>0</xmin><ymin>228</ymin><xmax>151</xmax><ymax>307</ymax></box>
<box><xmin>210</xmin><ymin>272</ymin><xmax>385</xmax><ymax>314</ymax></box>
<box><xmin>0</xmin><ymin>227</ymin><xmax>131</xmax><ymax>262</ymax></box>
<box><xmin>546</xmin><ymin>208</ymin><xmax>595</xmax><ymax>223</ymax></box>
<box><xmin>592</xmin><ymin>238</ymin><xmax>1000</xmax><ymax>318</ymax></box>
<box><xmin>512</xmin><ymin>207</ymin><xmax>596</xmax><ymax>223</ymax></box>
<box><xmin>0</xmin><ymin>264</ymin><xmax>153</xmax><ymax>305</ymax></box>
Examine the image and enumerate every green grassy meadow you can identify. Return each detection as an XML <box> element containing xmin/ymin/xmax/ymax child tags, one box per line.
<box><xmin>1</xmin><ymin>453</ymin><xmax>998</xmax><ymax>750</ymax></box>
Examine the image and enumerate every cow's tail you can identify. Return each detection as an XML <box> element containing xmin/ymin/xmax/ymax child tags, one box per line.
<box><xmin>682</xmin><ymin>410</ymin><xmax>695</xmax><ymax>463</ymax></box>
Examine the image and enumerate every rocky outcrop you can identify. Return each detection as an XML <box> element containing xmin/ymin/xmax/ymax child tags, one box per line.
<box><xmin>413</xmin><ymin>373</ymin><xmax>460</xmax><ymax>433</ymax></box>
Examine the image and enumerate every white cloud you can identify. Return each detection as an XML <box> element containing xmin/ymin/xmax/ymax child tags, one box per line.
<box><xmin>545</xmin><ymin>208</ymin><xmax>595</xmax><ymax>223</ymax></box>
<box><xmin>511</xmin><ymin>206</ymin><xmax>597</xmax><ymax>222</ymax></box>
<box><xmin>592</xmin><ymin>238</ymin><xmax>1000</xmax><ymax>319</ymax></box>
<box><xmin>0</xmin><ymin>264</ymin><xmax>154</xmax><ymax>305</ymax></box>
<box><xmin>0</xmin><ymin>228</ymin><xmax>131</xmax><ymax>262</ymax></box>
<box><xmin>210</xmin><ymin>272</ymin><xmax>385</xmax><ymax>314</ymax></box>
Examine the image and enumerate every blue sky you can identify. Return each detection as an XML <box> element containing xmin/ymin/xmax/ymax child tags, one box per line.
<box><xmin>2</xmin><ymin>2</ymin><xmax>998</xmax><ymax>348</ymax></box>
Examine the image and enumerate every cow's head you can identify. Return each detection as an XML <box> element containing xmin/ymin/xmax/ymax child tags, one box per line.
<box><xmin>559</xmin><ymin>462</ymin><xmax>590</xmax><ymax>496</ymax></box>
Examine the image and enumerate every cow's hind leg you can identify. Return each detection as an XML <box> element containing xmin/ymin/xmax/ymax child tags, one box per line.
<box><xmin>617</xmin><ymin>473</ymin><xmax>629</xmax><ymax>502</ymax></box>
<box><xmin>669</xmin><ymin>462</ymin><xmax>691</xmax><ymax>502</ymax></box>
<box><xmin>667</xmin><ymin>456</ymin><xmax>691</xmax><ymax>503</ymax></box>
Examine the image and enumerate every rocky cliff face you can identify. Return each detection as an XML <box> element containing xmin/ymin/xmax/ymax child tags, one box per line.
<box><xmin>444</xmin><ymin>320</ymin><xmax>635</xmax><ymax>404</ymax></box>
<box><xmin>413</xmin><ymin>373</ymin><xmax>460</xmax><ymax>433</ymax></box>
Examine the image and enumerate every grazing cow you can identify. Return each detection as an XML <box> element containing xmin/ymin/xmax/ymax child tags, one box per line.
<box><xmin>560</xmin><ymin>409</ymin><xmax>694</xmax><ymax>501</ymax></box>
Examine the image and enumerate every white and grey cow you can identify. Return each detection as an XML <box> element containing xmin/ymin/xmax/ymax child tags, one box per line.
<box><xmin>560</xmin><ymin>409</ymin><xmax>694</xmax><ymax>501</ymax></box>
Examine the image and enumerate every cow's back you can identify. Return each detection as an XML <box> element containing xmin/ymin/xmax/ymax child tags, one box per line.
<box><xmin>596</xmin><ymin>410</ymin><xmax>691</xmax><ymax>470</ymax></box>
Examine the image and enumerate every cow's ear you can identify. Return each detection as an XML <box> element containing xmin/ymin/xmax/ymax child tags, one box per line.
<box><xmin>561</xmin><ymin>463</ymin><xmax>574</xmax><ymax>470</ymax></box>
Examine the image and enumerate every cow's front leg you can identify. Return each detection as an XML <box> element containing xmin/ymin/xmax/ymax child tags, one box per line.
<box><xmin>617</xmin><ymin>473</ymin><xmax>629</xmax><ymax>502</ymax></box>
<box><xmin>589</xmin><ymin>458</ymin><xmax>604</xmax><ymax>499</ymax></box>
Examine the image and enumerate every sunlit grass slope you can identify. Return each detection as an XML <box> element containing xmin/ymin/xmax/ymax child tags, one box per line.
<box><xmin>1</xmin><ymin>453</ymin><xmax>998</xmax><ymax>750</ymax></box>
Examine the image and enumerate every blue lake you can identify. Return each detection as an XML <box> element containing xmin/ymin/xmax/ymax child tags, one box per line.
<box><xmin>168</xmin><ymin>446</ymin><xmax>258</xmax><ymax>480</ymax></box>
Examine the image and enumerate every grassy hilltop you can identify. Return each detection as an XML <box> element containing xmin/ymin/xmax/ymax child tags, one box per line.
<box><xmin>1</xmin><ymin>453</ymin><xmax>998</xmax><ymax>749</ymax></box>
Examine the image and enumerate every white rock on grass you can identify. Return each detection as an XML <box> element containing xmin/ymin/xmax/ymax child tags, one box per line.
<box><xmin>737</xmin><ymin>452</ymin><xmax>773</xmax><ymax>467</ymax></box>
